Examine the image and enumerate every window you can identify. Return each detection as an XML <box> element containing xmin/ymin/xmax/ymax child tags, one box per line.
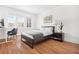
<box><xmin>16</xmin><ymin>16</ymin><xmax>26</xmax><ymax>28</ymax></box>
<box><xmin>27</xmin><ymin>17</ymin><xmax>31</xmax><ymax>28</ymax></box>
<box><xmin>6</xmin><ymin>16</ymin><xmax>16</xmax><ymax>28</ymax></box>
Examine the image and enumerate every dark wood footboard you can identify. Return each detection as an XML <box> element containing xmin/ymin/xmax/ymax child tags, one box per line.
<box><xmin>21</xmin><ymin>34</ymin><xmax>35</xmax><ymax>49</ymax></box>
<box><xmin>21</xmin><ymin>34</ymin><xmax>51</xmax><ymax>49</ymax></box>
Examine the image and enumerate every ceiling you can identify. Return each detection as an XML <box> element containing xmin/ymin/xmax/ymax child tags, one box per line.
<box><xmin>6</xmin><ymin>5</ymin><xmax>59</xmax><ymax>14</ymax></box>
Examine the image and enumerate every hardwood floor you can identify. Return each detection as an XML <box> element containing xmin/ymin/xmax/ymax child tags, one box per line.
<box><xmin>0</xmin><ymin>36</ymin><xmax>79</xmax><ymax>54</ymax></box>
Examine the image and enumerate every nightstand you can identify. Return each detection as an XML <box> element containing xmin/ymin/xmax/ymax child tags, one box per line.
<box><xmin>51</xmin><ymin>32</ymin><xmax>64</xmax><ymax>42</ymax></box>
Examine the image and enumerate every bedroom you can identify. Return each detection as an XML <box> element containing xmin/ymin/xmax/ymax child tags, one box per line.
<box><xmin>0</xmin><ymin>5</ymin><xmax>79</xmax><ymax>54</ymax></box>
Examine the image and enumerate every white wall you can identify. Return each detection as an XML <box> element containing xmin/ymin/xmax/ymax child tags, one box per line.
<box><xmin>37</xmin><ymin>6</ymin><xmax>79</xmax><ymax>44</ymax></box>
<box><xmin>0</xmin><ymin>6</ymin><xmax>37</xmax><ymax>35</ymax></box>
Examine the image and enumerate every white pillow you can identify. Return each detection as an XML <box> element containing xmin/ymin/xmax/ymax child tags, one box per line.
<box><xmin>41</xmin><ymin>27</ymin><xmax>53</xmax><ymax>36</ymax></box>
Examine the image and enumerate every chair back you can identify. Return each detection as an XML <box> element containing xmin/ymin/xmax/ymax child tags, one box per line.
<box><xmin>10</xmin><ymin>28</ymin><xmax>17</xmax><ymax>35</ymax></box>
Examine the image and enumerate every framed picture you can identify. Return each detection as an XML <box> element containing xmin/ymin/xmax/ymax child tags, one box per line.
<box><xmin>44</xmin><ymin>15</ymin><xmax>53</xmax><ymax>23</ymax></box>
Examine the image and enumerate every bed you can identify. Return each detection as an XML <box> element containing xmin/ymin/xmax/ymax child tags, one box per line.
<box><xmin>21</xmin><ymin>26</ymin><xmax>54</xmax><ymax>48</ymax></box>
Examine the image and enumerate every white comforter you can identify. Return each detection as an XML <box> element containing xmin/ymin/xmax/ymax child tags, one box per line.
<box><xmin>22</xmin><ymin>28</ymin><xmax>53</xmax><ymax>39</ymax></box>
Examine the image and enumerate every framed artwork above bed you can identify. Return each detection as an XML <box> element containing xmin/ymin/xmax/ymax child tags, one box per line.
<box><xmin>44</xmin><ymin>15</ymin><xmax>53</xmax><ymax>24</ymax></box>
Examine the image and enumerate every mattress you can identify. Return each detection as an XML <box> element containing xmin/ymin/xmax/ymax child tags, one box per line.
<box><xmin>22</xmin><ymin>29</ymin><xmax>53</xmax><ymax>39</ymax></box>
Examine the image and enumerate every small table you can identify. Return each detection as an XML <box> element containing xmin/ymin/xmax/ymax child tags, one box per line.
<box><xmin>51</xmin><ymin>32</ymin><xmax>64</xmax><ymax>42</ymax></box>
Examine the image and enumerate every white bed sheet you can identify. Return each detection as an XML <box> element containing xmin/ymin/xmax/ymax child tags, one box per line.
<box><xmin>22</xmin><ymin>28</ymin><xmax>53</xmax><ymax>39</ymax></box>
<box><xmin>22</xmin><ymin>32</ymin><xmax>34</xmax><ymax>39</ymax></box>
